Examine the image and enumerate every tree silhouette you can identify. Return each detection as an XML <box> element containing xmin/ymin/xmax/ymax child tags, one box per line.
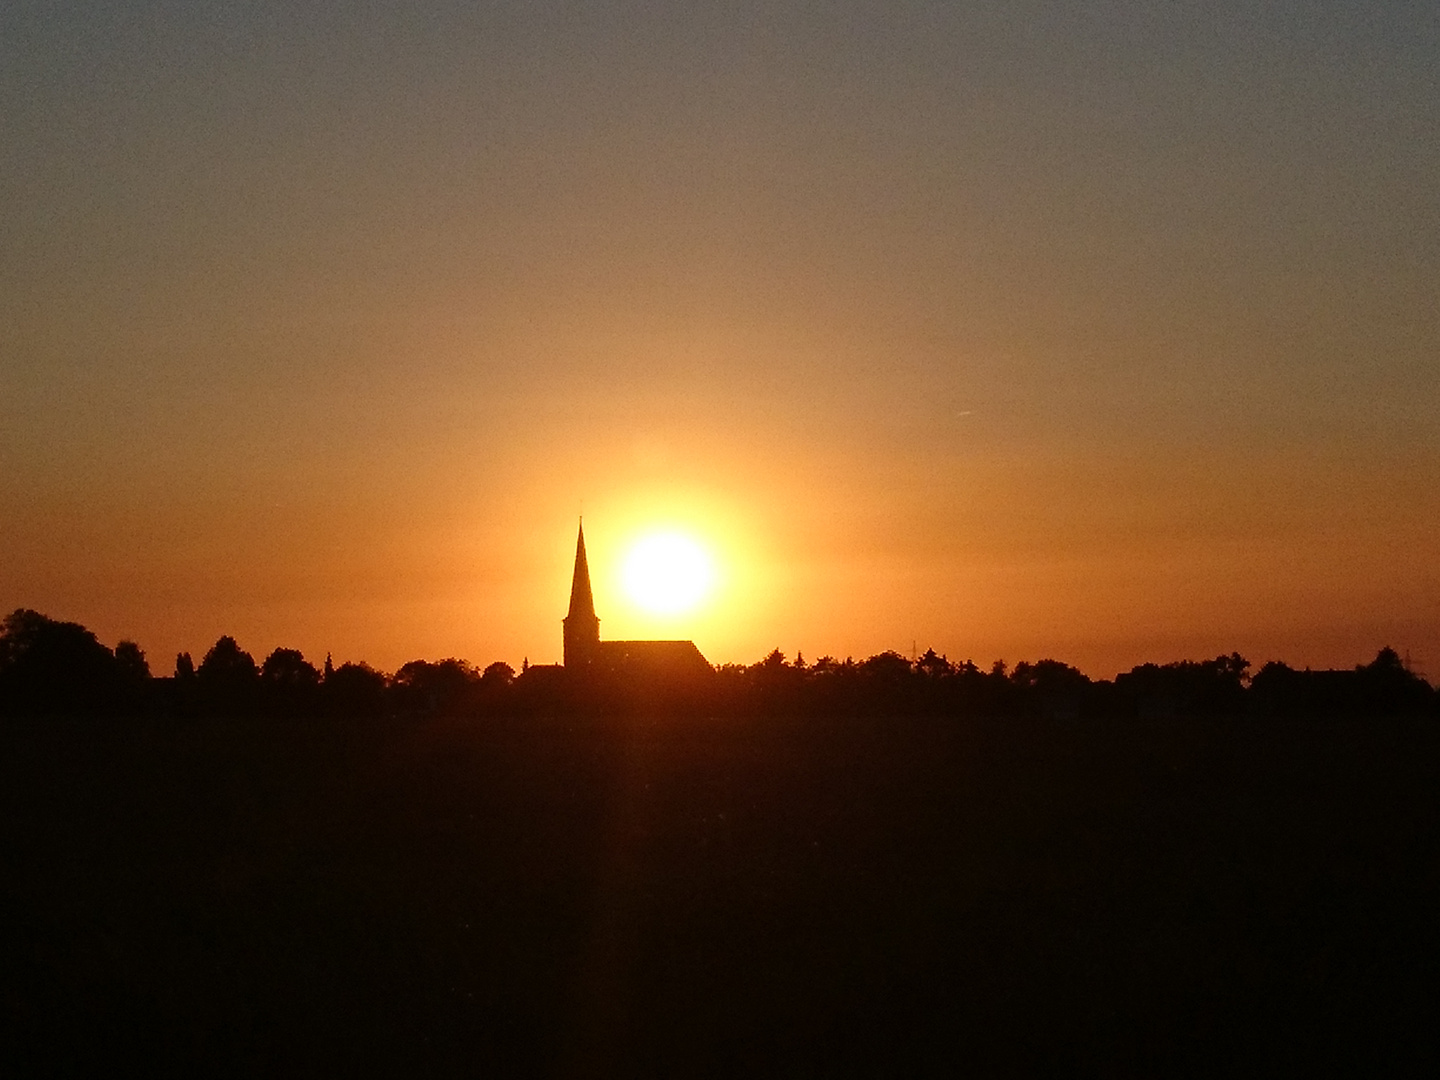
<box><xmin>197</xmin><ymin>636</ymin><xmax>259</xmax><ymax>713</ymax></box>
<box><xmin>0</xmin><ymin>606</ymin><xmax>1434</xmax><ymax>722</ymax></box>
<box><xmin>1116</xmin><ymin>654</ymin><xmax>1249</xmax><ymax>719</ymax></box>
<box><xmin>915</xmin><ymin>648</ymin><xmax>953</xmax><ymax>680</ymax></box>
<box><xmin>0</xmin><ymin>608</ymin><xmax>120</xmax><ymax>714</ymax></box>
<box><xmin>391</xmin><ymin>659</ymin><xmax>479</xmax><ymax>714</ymax></box>
<box><xmin>322</xmin><ymin>662</ymin><xmax>388</xmax><ymax>717</ymax></box>
<box><xmin>115</xmin><ymin>641</ymin><xmax>150</xmax><ymax>683</ymax></box>
<box><xmin>1010</xmin><ymin>659</ymin><xmax>1091</xmax><ymax>719</ymax></box>
<box><xmin>859</xmin><ymin>651</ymin><xmax>911</xmax><ymax>683</ymax></box>
<box><xmin>112</xmin><ymin>640</ymin><xmax>151</xmax><ymax>710</ymax></box>
<box><xmin>260</xmin><ymin>648</ymin><xmax>321</xmax><ymax>716</ymax></box>
<box><xmin>261</xmin><ymin>648</ymin><xmax>320</xmax><ymax>688</ymax></box>
<box><xmin>481</xmin><ymin>661</ymin><xmax>516</xmax><ymax>687</ymax></box>
<box><xmin>1357</xmin><ymin>646</ymin><xmax>1433</xmax><ymax>715</ymax></box>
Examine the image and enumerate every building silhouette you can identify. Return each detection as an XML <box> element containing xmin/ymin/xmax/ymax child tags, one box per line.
<box><xmin>563</xmin><ymin>521</ymin><xmax>711</xmax><ymax>681</ymax></box>
<box><xmin>562</xmin><ymin>521</ymin><xmax>601</xmax><ymax>668</ymax></box>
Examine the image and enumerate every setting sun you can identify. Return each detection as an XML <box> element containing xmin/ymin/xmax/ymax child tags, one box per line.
<box><xmin>621</xmin><ymin>532</ymin><xmax>717</xmax><ymax>615</ymax></box>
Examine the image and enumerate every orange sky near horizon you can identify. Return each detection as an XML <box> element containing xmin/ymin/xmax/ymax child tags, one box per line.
<box><xmin>3</xmin><ymin>1</ymin><xmax>1438</xmax><ymax>680</ymax></box>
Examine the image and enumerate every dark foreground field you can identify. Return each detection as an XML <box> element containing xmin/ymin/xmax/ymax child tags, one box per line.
<box><xmin>3</xmin><ymin>710</ymin><xmax>1438</xmax><ymax>1076</ymax></box>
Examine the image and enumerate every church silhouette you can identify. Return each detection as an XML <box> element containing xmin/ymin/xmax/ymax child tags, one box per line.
<box><xmin>560</xmin><ymin>521</ymin><xmax>712</xmax><ymax>680</ymax></box>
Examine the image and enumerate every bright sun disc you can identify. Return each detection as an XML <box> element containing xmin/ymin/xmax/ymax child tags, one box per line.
<box><xmin>622</xmin><ymin>533</ymin><xmax>715</xmax><ymax>615</ymax></box>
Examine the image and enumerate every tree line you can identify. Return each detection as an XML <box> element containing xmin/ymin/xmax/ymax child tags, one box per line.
<box><xmin>1</xmin><ymin>607</ymin><xmax>1435</xmax><ymax>720</ymax></box>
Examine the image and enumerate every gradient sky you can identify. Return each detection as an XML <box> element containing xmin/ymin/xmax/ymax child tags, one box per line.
<box><xmin>3</xmin><ymin>0</ymin><xmax>1437</xmax><ymax>678</ymax></box>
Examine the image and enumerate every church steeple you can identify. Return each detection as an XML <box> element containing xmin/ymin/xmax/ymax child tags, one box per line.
<box><xmin>563</xmin><ymin>519</ymin><xmax>600</xmax><ymax>667</ymax></box>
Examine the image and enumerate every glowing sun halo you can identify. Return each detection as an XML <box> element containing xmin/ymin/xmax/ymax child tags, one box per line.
<box><xmin>622</xmin><ymin>532</ymin><xmax>716</xmax><ymax>615</ymax></box>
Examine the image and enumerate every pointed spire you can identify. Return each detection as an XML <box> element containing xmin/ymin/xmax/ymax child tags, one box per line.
<box><xmin>567</xmin><ymin>519</ymin><xmax>595</xmax><ymax>620</ymax></box>
<box><xmin>563</xmin><ymin>518</ymin><xmax>600</xmax><ymax>667</ymax></box>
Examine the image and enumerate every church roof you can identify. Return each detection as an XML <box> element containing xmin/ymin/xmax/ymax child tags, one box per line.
<box><xmin>598</xmin><ymin>639</ymin><xmax>711</xmax><ymax>674</ymax></box>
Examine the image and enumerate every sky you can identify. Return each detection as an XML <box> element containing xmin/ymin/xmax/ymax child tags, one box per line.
<box><xmin>3</xmin><ymin>0</ymin><xmax>1437</xmax><ymax>678</ymax></box>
